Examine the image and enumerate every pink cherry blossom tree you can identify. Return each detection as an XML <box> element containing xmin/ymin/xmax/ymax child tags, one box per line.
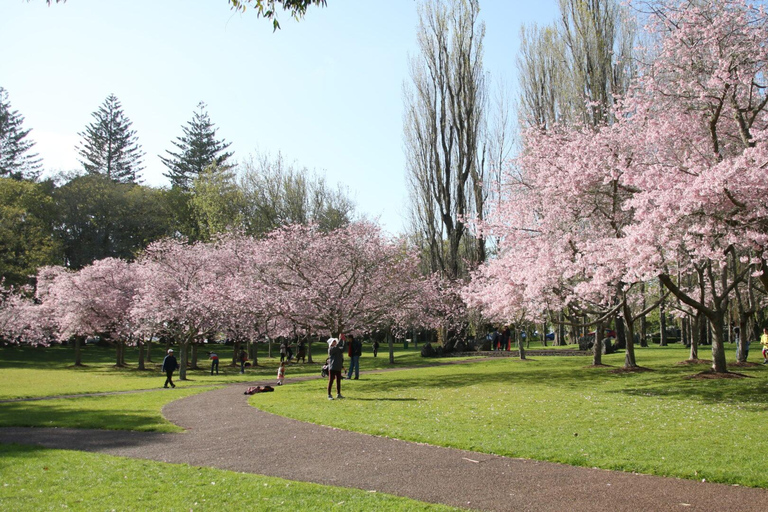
<box><xmin>132</xmin><ymin>239</ymin><xmax>224</xmax><ymax>380</ymax></box>
<box><xmin>37</xmin><ymin>259</ymin><xmax>138</xmax><ymax>367</ymax></box>
<box><xmin>255</xmin><ymin>222</ymin><xmax>430</xmax><ymax>344</ymax></box>
<box><xmin>618</xmin><ymin>0</ymin><xmax>768</xmax><ymax>372</ymax></box>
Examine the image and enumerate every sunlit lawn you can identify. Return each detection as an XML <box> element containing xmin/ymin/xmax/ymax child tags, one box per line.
<box><xmin>252</xmin><ymin>344</ymin><xmax>768</xmax><ymax>488</ymax></box>
<box><xmin>0</xmin><ymin>341</ymin><xmax>444</xmax><ymax>399</ymax></box>
<box><xmin>0</xmin><ymin>444</ymin><xmax>463</xmax><ymax>512</ymax></box>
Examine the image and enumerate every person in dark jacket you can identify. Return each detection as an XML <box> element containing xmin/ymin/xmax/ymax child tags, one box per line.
<box><xmin>162</xmin><ymin>349</ymin><xmax>179</xmax><ymax>388</ymax></box>
<box><xmin>346</xmin><ymin>334</ymin><xmax>362</xmax><ymax>380</ymax></box>
<box><xmin>327</xmin><ymin>337</ymin><xmax>345</xmax><ymax>400</ymax></box>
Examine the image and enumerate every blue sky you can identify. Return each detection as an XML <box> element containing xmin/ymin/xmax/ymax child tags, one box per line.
<box><xmin>1</xmin><ymin>0</ymin><xmax>557</xmax><ymax>233</ymax></box>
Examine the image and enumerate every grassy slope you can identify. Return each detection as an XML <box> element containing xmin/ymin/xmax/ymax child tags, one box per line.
<box><xmin>0</xmin><ymin>444</ymin><xmax>463</xmax><ymax>511</ymax></box>
<box><xmin>252</xmin><ymin>345</ymin><xmax>768</xmax><ymax>488</ymax></box>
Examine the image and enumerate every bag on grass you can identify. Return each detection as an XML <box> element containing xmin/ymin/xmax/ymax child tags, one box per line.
<box><xmin>244</xmin><ymin>385</ymin><xmax>275</xmax><ymax>395</ymax></box>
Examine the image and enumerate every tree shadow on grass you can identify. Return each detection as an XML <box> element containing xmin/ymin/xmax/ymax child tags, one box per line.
<box><xmin>0</xmin><ymin>401</ymin><xmax>176</xmax><ymax>432</ymax></box>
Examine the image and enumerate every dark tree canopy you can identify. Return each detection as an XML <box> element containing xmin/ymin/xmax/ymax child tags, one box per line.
<box><xmin>160</xmin><ymin>102</ymin><xmax>234</xmax><ymax>190</ymax></box>
<box><xmin>0</xmin><ymin>178</ymin><xmax>59</xmax><ymax>285</ymax></box>
<box><xmin>0</xmin><ymin>87</ymin><xmax>42</xmax><ymax>180</ymax></box>
<box><xmin>53</xmin><ymin>174</ymin><xmax>172</xmax><ymax>269</ymax></box>
<box><xmin>76</xmin><ymin>94</ymin><xmax>145</xmax><ymax>183</ymax></box>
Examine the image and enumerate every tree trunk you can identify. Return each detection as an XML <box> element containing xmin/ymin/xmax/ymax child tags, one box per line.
<box><xmin>622</xmin><ymin>304</ymin><xmax>638</xmax><ymax>368</ymax></box>
<box><xmin>593</xmin><ymin>320</ymin><xmax>603</xmax><ymax>366</ymax></box>
<box><xmin>659</xmin><ymin>296</ymin><xmax>668</xmax><ymax>347</ymax></box>
<box><xmin>556</xmin><ymin>311</ymin><xmax>566</xmax><ymax>346</ymax></box>
<box><xmin>709</xmin><ymin>313</ymin><xmax>728</xmax><ymax>373</ymax></box>
<box><xmin>115</xmin><ymin>340</ymin><xmax>123</xmax><ymax>367</ymax></box>
<box><xmin>689</xmin><ymin>314</ymin><xmax>700</xmax><ymax>361</ymax></box>
<box><xmin>736</xmin><ymin>314</ymin><xmax>749</xmax><ymax>363</ymax></box>
<box><xmin>191</xmin><ymin>343</ymin><xmax>199</xmax><ymax>369</ymax></box>
<box><xmin>307</xmin><ymin>338</ymin><xmax>314</xmax><ymax>364</ymax></box>
<box><xmin>232</xmin><ymin>340</ymin><xmax>241</xmax><ymax>366</ymax></box>
<box><xmin>615</xmin><ymin>315</ymin><xmax>627</xmax><ymax>350</ymax></box>
<box><xmin>74</xmin><ymin>336</ymin><xmax>83</xmax><ymax>367</ymax></box>
<box><xmin>120</xmin><ymin>340</ymin><xmax>126</xmax><ymax>366</ymax></box>
<box><xmin>518</xmin><ymin>333</ymin><xmax>526</xmax><ymax>360</ymax></box>
<box><xmin>639</xmin><ymin>283</ymin><xmax>648</xmax><ymax>347</ymax></box>
<box><xmin>138</xmin><ymin>340</ymin><xmax>145</xmax><ymax>371</ymax></box>
<box><xmin>250</xmin><ymin>340</ymin><xmax>258</xmax><ymax>366</ymax></box>
<box><xmin>179</xmin><ymin>342</ymin><xmax>188</xmax><ymax>380</ymax></box>
<box><xmin>541</xmin><ymin>322</ymin><xmax>547</xmax><ymax>347</ymax></box>
<box><xmin>388</xmin><ymin>330</ymin><xmax>395</xmax><ymax>364</ymax></box>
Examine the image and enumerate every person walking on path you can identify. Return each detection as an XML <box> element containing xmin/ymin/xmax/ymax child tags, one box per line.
<box><xmin>327</xmin><ymin>337</ymin><xmax>345</xmax><ymax>400</ymax></box>
<box><xmin>346</xmin><ymin>334</ymin><xmax>362</xmax><ymax>380</ymax></box>
<box><xmin>277</xmin><ymin>361</ymin><xmax>286</xmax><ymax>386</ymax></box>
<box><xmin>761</xmin><ymin>327</ymin><xmax>768</xmax><ymax>364</ymax></box>
<box><xmin>161</xmin><ymin>349</ymin><xmax>178</xmax><ymax>388</ymax></box>
<box><xmin>208</xmin><ymin>351</ymin><xmax>219</xmax><ymax>375</ymax></box>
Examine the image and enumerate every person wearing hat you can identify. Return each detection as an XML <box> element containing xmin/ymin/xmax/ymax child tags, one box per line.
<box><xmin>162</xmin><ymin>348</ymin><xmax>179</xmax><ymax>388</ymax></box>
<box><xmin>326</xmin><ymin>337</ymin><xmax>345</xmax><ymax>400</ymax></box>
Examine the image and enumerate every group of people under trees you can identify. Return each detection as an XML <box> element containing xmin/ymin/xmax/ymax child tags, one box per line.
<box><xmin>159</xmin><ymin>333</ymin><xmax>380</xmax><ymax>398</ymax></box>
<box><xmin>488</xmin><ymin>327</ymin><xmax>512</xmax><ymax>351</ymax></box>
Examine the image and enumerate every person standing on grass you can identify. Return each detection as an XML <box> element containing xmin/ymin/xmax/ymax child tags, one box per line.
<box><xmin>162</xmin><ymin>349</ymin><xmax>178</xmax><ymax>388</ymax></box>
<box><xmin>296</xmin><ymin>338</ymin><xmax>306</xmax><ymax>363</ymax></box>
<box><xmin>279</xmin><ymin>340</ymin><xmax>287</xmax><ymax>363</ymax></box>
<box><xmin>761</xmin><ymin>328</ymin><xmax>768</xmax><ymax>364</ymax></box>
<box><xmin>208</xmin><ymin>351</ymin><xmax>219</xmax><ymax>375</ymax></box>
<box><xmin>239</xmin><ymin>348</ymin><xmax>247</xmax><ymax>374</ymax></box>
<box><xmin>346</xmin><ymin>334</ymin><xmax>362</xmax><ymax>380</ymax></box>
<box><xmin>277</xmin><ymin>361</ymin><xmax>286</xmax><ymax>386</ymax></box>
<box><xmin>327</xmin><ymin>337</ymin><xmax>345</xmax><ymax>400</ymax></box>
<box><xmin>373</xmin><ymin>339</ymin><xmax>379</xmax><ymax>357</ymax></box>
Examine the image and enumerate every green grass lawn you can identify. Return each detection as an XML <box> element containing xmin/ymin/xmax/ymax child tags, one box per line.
<box><xmin>0</xmin><ymin>444</ymin><xmax>463</xmax><ymax>511</ymax></box>
<box><xmin>0</xmin><ymin>342</ymin><xmax>444</xmax><ymax>399</ymax></box>
<box><xmin>252</xmin><ymin>344</ymin><xmax>768</xmax><ymax>488</ymax></box>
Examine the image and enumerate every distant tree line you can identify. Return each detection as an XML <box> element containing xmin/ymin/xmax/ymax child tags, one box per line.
<box><xmin>0</xmin><ymin>88</ymin><xmax>355</xmax><ymax>286</ymax></box>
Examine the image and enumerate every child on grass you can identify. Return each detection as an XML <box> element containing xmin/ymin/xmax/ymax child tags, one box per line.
<box><xmin>277</xmin><ymin>361</ymin><xmax>286</xmax><ymax>385</ymax></box>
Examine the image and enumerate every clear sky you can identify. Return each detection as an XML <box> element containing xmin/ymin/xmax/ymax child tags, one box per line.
<box><xmin>1</xmin><ymin>0</ymin><xmax>557</xmax><ymax>233</ymax></box>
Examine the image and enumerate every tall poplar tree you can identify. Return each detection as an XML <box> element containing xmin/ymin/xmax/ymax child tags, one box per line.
<box><xmin>0</xmin><ymin>87</ymin><xmax>42</xmax><ymax>180</ymax></box>
<box><xmin>160</xmin><ymin>102</ymin><xmax>234</xmax><ymax>190</ymax></box>
<box><xmin>76</xmin><ymin>94</ymin><xmax>145</xmax><ymax>183</ymax></box>
<box><xmin>403</xmin><ymin>0</ymin><xmax>489</xmax><ymax>280</ymax></box>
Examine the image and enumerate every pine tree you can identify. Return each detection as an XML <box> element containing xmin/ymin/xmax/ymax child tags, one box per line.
<box><xmin>0</xmin><ymin>87</ymin><xmax>42</xmax><ymax>180</ymax></box>
<box><xmin>76</xmin><ymin>94</ymin><xmax>144</xmax><ymax>183</ymax></box>
<box><xmin>160</xmin><ymin>102</ymin><xmax>234</xmax><ymax>190</ymax></box>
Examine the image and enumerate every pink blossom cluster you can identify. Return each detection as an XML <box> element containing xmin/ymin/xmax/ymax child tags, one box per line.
<box><xmin>464</xmin><ymin>0</ymin><xmax>768</xmax><ymax>370</ymax></box>
<box><xmin>1</xmin><ymin>222</ymin><xmax>452</xmax><ymax>354</ymax></box>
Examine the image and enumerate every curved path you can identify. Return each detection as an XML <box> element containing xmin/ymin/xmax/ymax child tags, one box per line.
<box><xmin>2</xmin><ymin>373</ymin><xmax>768</xmax><ymax>511</ymax></box>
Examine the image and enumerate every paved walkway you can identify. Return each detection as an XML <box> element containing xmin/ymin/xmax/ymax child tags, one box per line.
<box><xmin>2</xmin><ymin>373</ymin><xmax>768</xmax><ymax>511</ymax></box>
